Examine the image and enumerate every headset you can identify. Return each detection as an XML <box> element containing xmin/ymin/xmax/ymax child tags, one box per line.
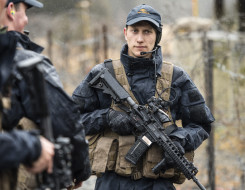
<box><xmin>155</xmin><ymin>24</ymin><xmax>162</xmax><ymax>46</ymax></box>
<box><xmin>140</xmin><ymin>24</ymin><xmax>162</xmax><ymax>55</ymax></box>
<box><xmin>140</xmin><ymin>47</ymin><xmax>157</xmax><ymax>55</ymax></box>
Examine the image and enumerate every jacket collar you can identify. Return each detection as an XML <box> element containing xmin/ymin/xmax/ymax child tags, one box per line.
<box><xmin>120</xmin><ymin>44</ymin><xmax>163</xmax><ymax>76</ymax></box>
<box><xmin>7</xmin><ymin>31</ymin><xmax>44</xmax><ymax>53</ymax></box>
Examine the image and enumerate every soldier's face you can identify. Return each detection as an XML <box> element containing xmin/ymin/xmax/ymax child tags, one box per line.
<box><xmin>13</xmin><ymin>3</ymin><xmax>28</xmax><ymax>33</ymax></box>
<box><xmin>124</xmin><ymin>21</ymin><xmax>157</xmax><ymax>58</ymax></box>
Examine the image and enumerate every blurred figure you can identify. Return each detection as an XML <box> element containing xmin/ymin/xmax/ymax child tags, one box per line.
<box><xmin>1</xmin><ymin>0</ymin><xmax>91</xmax><ymax>189</ymax></box>
<box><xmin>1</xmin><ymin>1</ymin><xmax>54</xmax><ymax>190</ymax></box>
<box><xmin>72</xmin><ymin>4</ymin><xmax>215</xmax><ymax>190</ymax></box>
<box><xmin>0</xmin><ymin>132</ymin><xmax>54</xmax><ymax>173</ymax></box>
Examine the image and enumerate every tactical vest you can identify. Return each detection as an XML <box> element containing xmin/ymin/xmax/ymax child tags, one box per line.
<box><xmin>87</xmin><ymin>60</ymin><xmax>194</xmax><ymax>184</ymax></box>
<box><xmin>0</xmin><ymin>96</ymin><xmax>18</xmax><ymax>190</ymax></box>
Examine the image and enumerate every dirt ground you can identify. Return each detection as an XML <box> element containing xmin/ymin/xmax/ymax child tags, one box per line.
<box><xmin>77</xmin><ymin>176</ymin><xmax>96</xmax><ymax>190</ymax></box>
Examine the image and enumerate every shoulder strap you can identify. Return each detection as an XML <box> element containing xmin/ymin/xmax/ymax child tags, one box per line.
<box><xmin>156</xmin><ymin>61</ymin><xmax>174</xmax><ymax>101</ymax></box>
<box><xmin>110</xmin><ymin>59</ymin><xmax>139</xmax><ymax>104</ymax></box>
<box><xmin>156</xmin><ymin>61</ymin><xmax>174</xmax><ymax>127</ymax></box>
<box><xmin>104</xmin><ymin>59</ymin><xmax>139</xmax><ymax>104</ymax></box>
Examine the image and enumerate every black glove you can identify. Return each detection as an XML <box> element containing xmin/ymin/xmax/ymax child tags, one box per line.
<box><xmin>160</xmin><ymin>138</ymin><xmax>186</xmax><ymax>173</ymax></box>
<box><xmin>107</xmin><ymin>109</ymin><xmax>134</xmax><ymax>135</ymax></box>
<box><xmin>172</xmin><ymin>138</ymin><xmax>185</xmax><ymax>155</ymax></box>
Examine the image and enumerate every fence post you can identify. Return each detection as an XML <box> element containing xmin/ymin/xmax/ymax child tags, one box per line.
<box><xmin>103</xmin><ymin>24</ymin><xmax>108</xmax><ymax>60</ymax></box>
<box><xmin>203</xmin><ymin>33</ymin><xmax>215</xmax><ymax>190</ymax></box>
<box><xmin>47</xmin><ymin>30</ymin><xmax>53</xmax><ymax>60</ymax></box>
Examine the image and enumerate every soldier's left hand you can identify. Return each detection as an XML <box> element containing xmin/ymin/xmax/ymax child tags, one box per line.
<box><xmin>172</xmin><ymin>138</ymin><xmax>185</xmax><ymax>155</ymax></box>
<box><xmin>26</xmin><ymin>136</ymin><xmax>54</xmax><ymax>174</ymax></box>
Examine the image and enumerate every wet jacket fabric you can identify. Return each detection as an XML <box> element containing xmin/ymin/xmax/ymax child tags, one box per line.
<box><xmin>72</xmin><ymin>44</ymin><xmax>215</xmax><ymax>151</ymax></box>
<box><xmin>0</xmin><ymin>130</ymin><xmax>41</xmax><ymax>170</ymax></box>
<box><xmin>2</xmin><ymin>31</ymin><xmax>91</xmax><ymax>182</ymax></box>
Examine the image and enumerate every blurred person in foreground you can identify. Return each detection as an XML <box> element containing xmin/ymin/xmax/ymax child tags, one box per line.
<box><xmin>0</xmin><ymin>0</ymin><xmax>54</xmax><ymax>189</ymax></box>
<box><xmin>1</xmin><ymin>0</ymin><xmax>91</xmax><ymax>189</ymax></box>
<box><xmin>72</xmin><ymin>4</ymin><xmax>215</xmax><ymax>190</ymax></box>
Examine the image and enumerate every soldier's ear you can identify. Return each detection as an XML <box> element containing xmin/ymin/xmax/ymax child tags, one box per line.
<box><xmin>7</xmin><ymin>2</ymin><xmax>15</xmax><ymax>18</ymax></box>
<box><xmin>124</xmin><ymin>28</ymin><xmax>127</xmax><ymax>41</ymax></box>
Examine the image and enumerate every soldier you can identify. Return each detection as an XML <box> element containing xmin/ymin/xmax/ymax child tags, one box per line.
<box><xmin>1</xmin><ymin>0</ymin><xmax>91</xmax><ymax>189</ymax></box>
<box><xmin>72</xmin><ymin>4</ymin><xmax>215</xmax><ymax>190</ymax></box>
<box><xmin>1</xmin><ymin>1</ymin><xmax>54</xmax><ymax>189</ymax></box>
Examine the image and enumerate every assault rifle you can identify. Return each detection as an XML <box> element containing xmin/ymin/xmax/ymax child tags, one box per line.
<box><xmin>17</xmin><ymin>57</ymin><xmax>73</xmax><ymax>190</ymax></box>
<box><xmin>89</xmin><ymin>68</ymin><xmax>206</xmax><ymax>190</ymax></box>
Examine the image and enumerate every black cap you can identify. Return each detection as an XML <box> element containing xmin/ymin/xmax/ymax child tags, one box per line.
<box><xmin>126</xmin><ymin>4</ymin><xmax>161</xmax><ymax>29</ymax></box>
<box><xmin>6</xmin><ymin>0</ymin><xmax>43</xmax><ymax>8</ymax></box>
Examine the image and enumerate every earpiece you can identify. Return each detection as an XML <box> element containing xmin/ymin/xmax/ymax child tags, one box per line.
<box><xmin>11</xmin><ymin>10</ymin><xmax>15</xmax><ymax>15</ymax></box>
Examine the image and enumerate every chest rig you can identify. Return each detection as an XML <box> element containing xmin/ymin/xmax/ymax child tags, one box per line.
<box><xmin>87</xmin><ymin>60</ymin><xmax>194</xmax><ymax>183</ymax></box>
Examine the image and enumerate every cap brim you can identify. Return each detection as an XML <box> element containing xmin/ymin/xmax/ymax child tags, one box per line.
<box><xmin>25</xmin><ymin>0</ymin><xmax>43</xmax><ymax>8</ymax></box>
<box><xmin>126</xmin><ymin>17</ymin><xmax>160</xmax><ymax>27</ymax></box>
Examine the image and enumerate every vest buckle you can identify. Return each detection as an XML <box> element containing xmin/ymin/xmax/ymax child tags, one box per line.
<box><xmin>131</xmin><ymin>171</ymin><xmax>142</xmax><ymax>180</ymax></box>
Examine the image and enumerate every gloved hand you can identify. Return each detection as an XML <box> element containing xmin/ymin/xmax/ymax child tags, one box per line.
<box><xmin>172</xmin><ymin>138</ymin><xmax>185</xmax><ymax>155</ymax></box>
<box><xmin>107</xmin><ymin>109</ymin><xmax>134</xmax><ymax>135</ymax></box>
<box><xmin>160</xmin><ymin>138</ymin><xmax>186</xmax><ymax>173</ymax></box>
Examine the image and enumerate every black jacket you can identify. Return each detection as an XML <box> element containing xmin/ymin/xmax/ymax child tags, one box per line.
<box><xmin>0</xmin><ymin>32</ymin><xmax>41</xmax><ymax>170</ymax></box>
<box><xmin>72</xmin><ymin>44</ymin><xmax>215</xmax><ymax>151</ymax></box>
<box><xmin>2</xmin><ymin>31</ymin><xmax>91</xmax><ymax>182</ymax></box>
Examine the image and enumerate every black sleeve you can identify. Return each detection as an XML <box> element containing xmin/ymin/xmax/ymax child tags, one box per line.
<box><xmin>169</xmin><ymin>66</ymin><xmax>215</xmax><ymax>151</ymax></box>
<box><xmin>72</xmin><ymin>63</ymin><xmax>112</xmax><ymax>135</ymax></box>
<box><xmin>0</xmin><ymin>130</ymin><xmax>41</xmax><ymax>170</ymax></box>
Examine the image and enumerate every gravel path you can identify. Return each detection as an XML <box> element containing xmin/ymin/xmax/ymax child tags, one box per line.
<box><xmin>77</xmin><ymin>176</ymin><xmax>96</xmax><ymax>190</ymax></box>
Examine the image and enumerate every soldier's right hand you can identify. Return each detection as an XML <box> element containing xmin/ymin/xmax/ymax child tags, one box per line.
<box><xmin>107</xmin><ymin>109</ymin><xmax>134</xmax><ymax>135</ymax></box>
<box><xmin>26</xmin><ymin>136</ymin><xmax>54</xmax><ymax>174</ymax></box>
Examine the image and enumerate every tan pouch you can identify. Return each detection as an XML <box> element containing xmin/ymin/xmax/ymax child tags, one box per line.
<box><xmin>86</xmin><ymin>134</ymin><xmax>101</xmax><ymax>169</ymax></box>
<box><xmin>17</xmin><ymin>165</ymin><xmax>37</xmax><ymax>190</ymax></box>
<box><xmin>92</xmin><ymin>136</ymin><xmax>118</xmax><ymax>173</ymax></box>
<box><xmin>107</xmin><ymin>138</ymin><xmax>118</xmax><ymax>171</ymax></box>
<box><xmin>143</xmin><ymin>143</ymin><xmax>194</xmax><ymax>182</ymax></box>
<box><xmin>115</xmin><ymin>136</ymin><xmax>135</xmax><ymax>177</ymax></box>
